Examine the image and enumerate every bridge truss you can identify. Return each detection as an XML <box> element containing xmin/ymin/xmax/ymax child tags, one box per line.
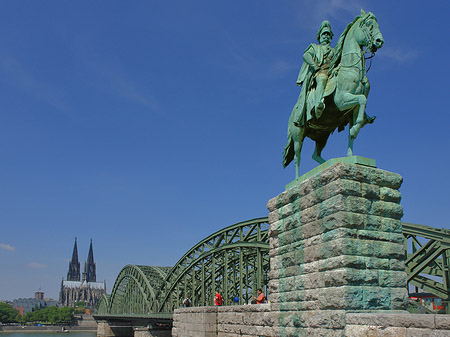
<box><xmin>403</xmin><ymin>222</ymin><xmax>450</xmax><ymax>302</ymax></box>
<box><xmin>97</xmin><ymin>218</ymin><xmax>270</xmax><ymax>315</ymax></box>
<box><xmin>97</xmin><ymin>218</ymin><xmax>450</xmax><ymax>316</ymax></box>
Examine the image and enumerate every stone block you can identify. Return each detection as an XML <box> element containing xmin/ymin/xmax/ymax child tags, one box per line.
<box><xmin>380</xmin><ymin>186</ymin><xmax>402</xmax><ymax>203</ymax></box>
<box><xmin>428</xmin><ymin>331</ymin><xmax>450</xmax><ymax>337</ymax></box>
<box><xmin>299</xmin><ymin>255</ymin><xmax>402</xmax><ymax>275</ymax></box>
<box><xmin>304</xmin><ymin>310</ymin><xmax>346</xmax><ymax>329</ymax></box>
<box><xmin>378</xmin><ymin>270</ymin><xmax>407</xmax><ymax>287</ymax></box>
<box><xmin>345</xmin><ymin>325</ymin><xmax>407</xmax><ymax>337</ymax></box>
<box><xmin>361</xmin><ymin>182</ymin><xmax>380</xmax><ymax>199</ymax></box>
<box><xmin>390</xmin><ymin>288</ymin><xmax>410</xmax><ymax>310</ymax></box>
<box><xmin>370</xmin><ymin>200</ymin><xmax>404</xmax><ymax>219</ymax></box>
<box><xmin>336</xmin><ymin>163</ymin><xmax>403</xmax><ymax>189</ymax></box>
<box><xmin>405</xmin><ymin>328</ymin><xmax>434</xmax><ymax>337</ymax></box>
<box><xmin>435</xmin><ymin>315</ymin><xmax>450</xmax><ymax>329</ymax></box>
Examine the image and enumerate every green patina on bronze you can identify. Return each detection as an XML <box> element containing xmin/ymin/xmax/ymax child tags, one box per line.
<box><xmin>283</xmin><ymin>10</ymin><xmax>384</xmax><ymax>179</ymax></box>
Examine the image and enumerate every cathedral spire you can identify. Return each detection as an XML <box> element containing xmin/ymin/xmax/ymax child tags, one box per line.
<box><xmin>87</xmin><ymin>239</ymin><xmax>94</xmax><ymax>264</ymax></box>
<box><xmin>67</xmin><ymin>237</ymin><xmax>80</xmax><ymax>281</ymax></box>
<box><xmin>71</xmin><ymin>237</ymin><xmax>79</xmax><ymax>263</ymax></box>
<box><xmin>85</xmin><ymin>239</ymin><xmax>96</xmax><ymax>282</ymax></box>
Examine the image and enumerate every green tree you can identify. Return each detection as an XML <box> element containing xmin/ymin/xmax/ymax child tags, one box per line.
<box><xmin>74</xmin><ymin>301</ymin><xmax>85</xmax><ymax>314</ymax></box>
<box><xmin>0</xmin><ymin>303</ymin><xmax>18</xmax><ymax>323</ymax></box>
<box><xmin>23</xmin><ymin>306</ymin><xmax>74</xmax><ymax>324</ymax></box>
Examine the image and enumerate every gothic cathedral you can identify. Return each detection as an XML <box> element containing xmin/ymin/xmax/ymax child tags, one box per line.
<box><xmin>59</xmin><ymin>238</ymin><xmax>106</xmax><ymax>307</ymax></box>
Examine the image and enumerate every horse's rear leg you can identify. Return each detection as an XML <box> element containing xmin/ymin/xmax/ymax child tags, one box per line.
<box><xmin>294</xmin><ymin>130</ymin><xmax>306</xmax><ymax>179</ymax></box>
<box><xmin>347</xmin><ymin>128</ymin><xmax>355</xmax><ymax>156</ymax></box>
<box><xmin>312</xmin><ymin>135</ymin><xmax>329</xmax><ymax>164</ymax></box>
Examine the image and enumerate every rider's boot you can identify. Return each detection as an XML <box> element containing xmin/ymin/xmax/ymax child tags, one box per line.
<box><xmin>315</xmin><ymin>100</ymin><xmax>325</xmax><ymax>119</ymax></box>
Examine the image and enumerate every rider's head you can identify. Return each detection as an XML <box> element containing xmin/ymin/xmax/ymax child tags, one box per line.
<box><xmin>317</xmin><ymin>20</ymin><xmax>333</xmax><ymax>44</ymax></box>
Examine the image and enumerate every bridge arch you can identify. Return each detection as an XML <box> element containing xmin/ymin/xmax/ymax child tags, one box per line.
<box><xmin>97</xmin><ymin>294</ymin><xmax>110</xmax><ymax>315</ymax></box>
<box><xmin>107</xmin><ymin>265</ymin><xmax>170</xmax><ymax>315</ymax></box>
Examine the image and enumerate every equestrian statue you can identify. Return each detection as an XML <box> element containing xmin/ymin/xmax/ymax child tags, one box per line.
<box><xmin>282</xmin><ymin>10</ymin><xmax>384</xmax><ymax>178</ymax></box>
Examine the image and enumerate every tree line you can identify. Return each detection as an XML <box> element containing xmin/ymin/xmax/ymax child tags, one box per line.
<box><xmin>0</xmin><ymin>303</ymin><xmax>74</xmax><ymax>324</ymax></box>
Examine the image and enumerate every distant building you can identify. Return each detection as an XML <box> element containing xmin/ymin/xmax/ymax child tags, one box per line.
<box><xmin>59</xmin><ymin>238</ymin><xmax>106</xmax><ymax>307</ymax></box>
<box><xmin>35</xmin><ymin>290</ymin><xmax>44</xmax><ymax>300</ymax></box>
<box><xmin>12</xmin><ymin>292</ymin><xmax>58</xmax><ymax>316</ymax></box>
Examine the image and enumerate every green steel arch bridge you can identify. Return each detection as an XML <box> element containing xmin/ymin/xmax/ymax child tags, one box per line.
<box><xmin>96</xmin><ymin>218</ymin><xmax>450</xmax><ymax>320</ymax></box>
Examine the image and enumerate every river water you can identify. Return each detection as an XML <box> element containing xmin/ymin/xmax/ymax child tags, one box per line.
<box><xmin>1</xmin><ymin>333</ymin><xmax>96</xmax><ymax>337</ymax></box>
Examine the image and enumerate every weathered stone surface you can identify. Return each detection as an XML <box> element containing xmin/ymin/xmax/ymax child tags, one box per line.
<box><xmin>435</xmin><ymin>315</ymin><xmax>450</xmax><ymax>329</ymax></box>
<box><xmin>380</xmin><ymin>186</ymin><xmax>402</xmax><ymax>203</ymax></box>
<box><xmin>345</xmin><ymin>325</ymin><xmax>407</xmax><ymax>337</ymax></box>
<box><xmin>173</xmin><ymin>308</ymin><xmax>450</xmax><ymax>336</ymax></box>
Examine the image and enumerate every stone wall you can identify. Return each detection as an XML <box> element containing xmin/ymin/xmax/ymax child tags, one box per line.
<box><xmin>173</xmin><ymin>306</ymin><xmax>218</xmax><ymax>337</ymax></box>
<box><xmin>173</xmin><ymin>304</ymin><xmax>275</xmax><ymax>337</ymax></box>
<box><xmin>172</xmin><ymin>307</ymin><xmax>450</xmax><ymax>337</ymax></box>
<box><xmin>345</xmin><ymin>313</ymin><xmax>450</xmax><ymax>336</ymax></box>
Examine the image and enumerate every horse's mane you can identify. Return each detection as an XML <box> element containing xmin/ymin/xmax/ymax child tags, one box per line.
<box><xmin>328</xmin><ymin>15</ymin><xmax>361</xmax><ymax>74</ymax></box>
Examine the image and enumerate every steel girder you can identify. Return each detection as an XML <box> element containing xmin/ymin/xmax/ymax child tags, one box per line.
<box><xmin>403</xmin><ymin>222</ymin><xmax>450</xmax><ymax>300</ymax></box>
<box><xmin>154</xmin><ymin>217</ymin><xmax>270</xmax><ymax>312</ymax></box>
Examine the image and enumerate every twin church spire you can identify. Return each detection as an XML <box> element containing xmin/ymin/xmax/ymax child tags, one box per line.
<box><xmin>67</xmin><ymin>238</ymin><xmax>96</xmax><ymax>282</ymax></box>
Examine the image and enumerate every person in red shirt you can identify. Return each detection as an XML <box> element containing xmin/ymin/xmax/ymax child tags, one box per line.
<box><xmin>214</xmin><ymin>291</ymin><xmax>222</xmax><ymax>306</ymax></box>
<box><xmin>253</xmin><ymin>288</ymin><xmax>266</xmax><ymax>304</ymax></box>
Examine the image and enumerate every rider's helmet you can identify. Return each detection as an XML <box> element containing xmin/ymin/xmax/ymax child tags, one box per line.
<box><xmin>316</xmin><ymin>20</ymin><xmax>334</xmax><ymax>42</ymax></box>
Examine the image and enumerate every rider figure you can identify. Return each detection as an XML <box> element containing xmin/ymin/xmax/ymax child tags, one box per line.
<box><xmin>295</xmin><ymin>20</ymin><xmax>334</xmax><ymax>124</ymax></box>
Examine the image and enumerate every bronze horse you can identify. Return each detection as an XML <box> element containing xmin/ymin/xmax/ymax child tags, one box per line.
<box><xmin>283</xmin><ymin>10</ymin><xmax>384</xmax><ymax>178</ymax></box>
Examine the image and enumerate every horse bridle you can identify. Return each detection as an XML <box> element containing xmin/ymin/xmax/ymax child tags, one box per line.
<box><xmin>359</xmin><ymin>14</ymin><xmax>378</xmax><ymax>53</ymax></box>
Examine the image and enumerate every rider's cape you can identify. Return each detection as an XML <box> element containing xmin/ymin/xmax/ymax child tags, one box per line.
<box><xmin>293</xmin><ymin>43</ymin><xmax>331</xmax><ymax>128</ymax></box>
<box><xmin>292</xmin><ymin>43</ymin><xmax>374</xmax><ymax>131</ymax></box>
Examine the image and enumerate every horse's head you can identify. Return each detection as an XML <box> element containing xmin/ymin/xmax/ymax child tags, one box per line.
<box><xmin>357</xmin><ymin>10</ymin><xmax>384</xmax><ymax>53</ymax></box>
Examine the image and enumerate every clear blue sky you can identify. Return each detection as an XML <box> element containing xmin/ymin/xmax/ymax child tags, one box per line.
<box><xmin>0</xmin><ymin>1</ymin><xmax>449</xmax><ymax>301</ymax></box>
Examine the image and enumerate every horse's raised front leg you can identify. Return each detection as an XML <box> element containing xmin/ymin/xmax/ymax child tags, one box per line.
<box><xmin>335</xmin><ymin>92</ymin><xmax>367</xmax><ymax>139</ymax></box>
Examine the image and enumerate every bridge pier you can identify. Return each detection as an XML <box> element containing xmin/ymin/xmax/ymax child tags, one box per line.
<box><xmin>134</xmin><ymin>325</ymin><xmax>171</xmax><ymax>337</ymax></box>
<box><xmin>97</xmin><ymin>320</ymin><xmax>133</xmax><ymax>337</ymax></box>
<box><xmin>96</xmin><ymin>319</ymin><xmax>172</xmax><ymax>337</ymax></box>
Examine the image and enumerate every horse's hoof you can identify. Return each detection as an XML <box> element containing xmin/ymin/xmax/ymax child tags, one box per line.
<box><xmin>312</xmin><ymin>155</ymin><xmax>326</xmax><ymax>164</ymax></box>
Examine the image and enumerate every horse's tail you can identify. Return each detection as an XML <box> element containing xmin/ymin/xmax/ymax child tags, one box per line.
<box><xmin>282</xmin><ymin>135</ymin><xmax>294</xmax><ymax>168</ymax></box>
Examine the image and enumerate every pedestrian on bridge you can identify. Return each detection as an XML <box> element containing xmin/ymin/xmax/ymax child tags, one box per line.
<box><xmin>214</xmin><ymin>291</ymin><xmax>222</xmax><ymax>306</ymax></box>
<box><xmin>183</xmin><ymin>295</ymin><xmax>191</xmax><ymax>307</ymax></box>
<box><xmin>253</xmin><ymin>288</ymin><xmax>266</xmax><ymax>304</ymax></box>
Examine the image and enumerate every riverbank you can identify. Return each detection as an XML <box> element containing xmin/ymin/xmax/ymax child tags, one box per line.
<box><xmin>0</xmin><ymin>326</ymin><xmax>96</xmax><ymax>333</ymax></box>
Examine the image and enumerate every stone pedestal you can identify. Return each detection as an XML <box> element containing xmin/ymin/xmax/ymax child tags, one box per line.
<box><xmin>266</xmin><ymin>159</ymin><xmax>409</xmax><ymax>336</ymax></box>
